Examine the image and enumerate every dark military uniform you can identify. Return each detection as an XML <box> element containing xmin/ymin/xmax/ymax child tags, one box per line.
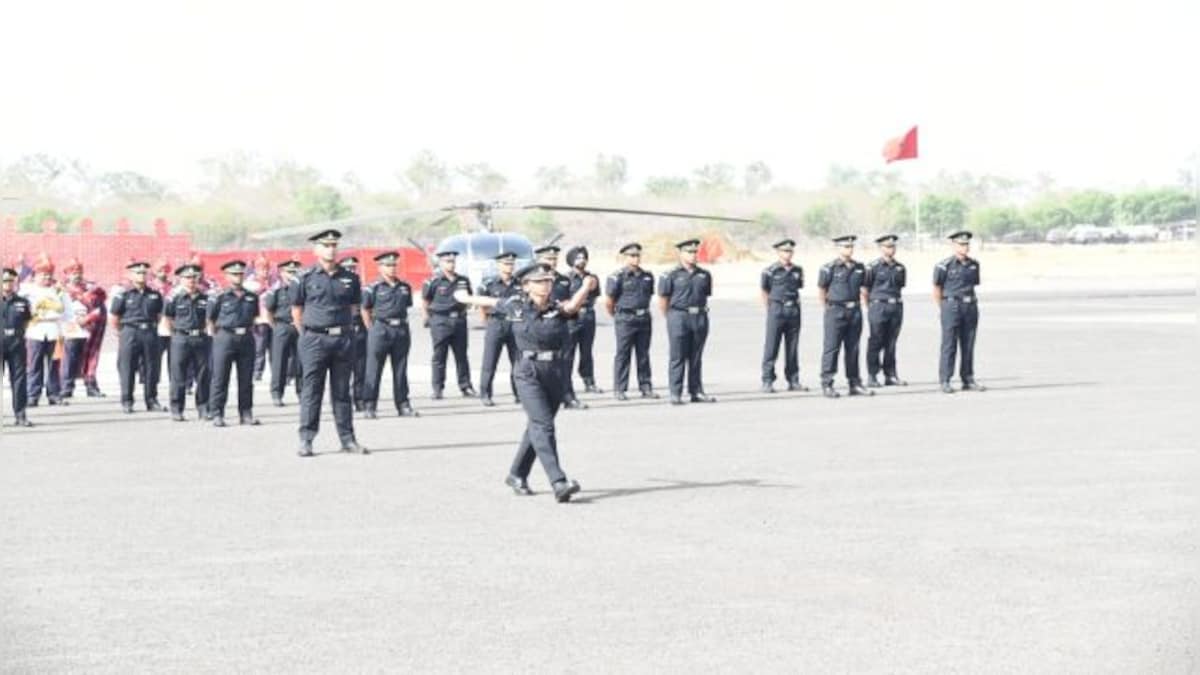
<box><xmin>265</xmin><ymin>282</ymin><xmax>301</xmax><ymax>403</ymax></box>
<box><xmin>422</xmin><ymin>273</ymin><xmax>472</xmax><ymax>395</ymax></box>
<box><xmin>1</xmin><ymin>286</ymin><xmax>33</xmax><ymax>423</ymax></box>
<box><xmin>110</xmin><ymin>283</ymin><xmax>165</xmax><ymax>410</ymax></box>
<box><xmin>864</xmin><ymin>256</ymin><xmax>906</xmax><ymax>383</ymax></box>
<box><xmin>362</xmin><ymin>278</ymin><xmax>414</xmax><ymax>414</ymax></box>
<box><xmin>565</xmin><ymin>268</ymin><xmax>601</xmax><ymax>392</ymax></box>
<box><xmin>606</xmin><ymin>266</ymin><xmax>656</xmax><ymax>396</ymax></box>
<box><xmin>349</xmin><ymin>307</ymin><xmax>367</xmax><ymax>408</ymax></box>
<box><xmin>760</xmin><ymin>262</ymin><xmax>804</xmax><ymax>387</ymax></box>
<box><xmin>207</xmin><ymin>286</ymin><xmax>259</xmax><ymax>422</ymax></box>
<box><xmin>817</xmin><ymin>258</ymin><xmax>867</xmax><ymax>389</ymax></box>
<box><xmin>659</xmin><ymin>263</ymin><xmax>714</xmax><ymax>400</ymax></box>
<box><xmin>293</xmin><ymin>263</ymin><xmax>362</xmax><ymax>447</ymax></box>
<box><xmin>477</xmin><ymin>274</ymin><xmax>521</xmax><ymax>403</ymax></box>
<box><xmin>164</xmin><ymin>288</ymin><xmax>211</xmax><ymax>417</ymax></box>
<box><xmin>934</xmin><ymin>254</ymin><xmax>982</xmax><ymax>386</ymax></box>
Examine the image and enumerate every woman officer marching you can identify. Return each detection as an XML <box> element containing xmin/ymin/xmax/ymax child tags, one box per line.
<box><xmin>454</xmin><ymin>262</ymin><xmax>597</xmax><ymax>503</ymax></box>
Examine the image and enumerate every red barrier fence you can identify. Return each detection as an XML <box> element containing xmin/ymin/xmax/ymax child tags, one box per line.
<box><xmin>1</xmin><ymin>218</ymin><xmax>432</xmax><ymax>288</ymax></box>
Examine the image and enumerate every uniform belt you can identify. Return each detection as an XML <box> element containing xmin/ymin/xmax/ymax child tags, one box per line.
<box><xmin>122</xmin><ymin>322</ymin><xmax>153</xmax><ymax>330</ymax></box>
<box><xmin>577</xmin><ymin>307</ymin><xmax>594</xmax><ymax>314</ymax></box>
<box><xmin>618</xmin><ymin>308</ymin><xmax>648</xmax><ymax>316</ymax></box>
<box><xmin>221</xmin><ymin>327</ymin><xmax>251</xmax><ymax>335</ymax></box>
<box><xmin>2</xmin><ymin>328</ymin><xmax>16</xmax><ymax>337</ymax></box>
<box><xmin>431</xmin><ymin>310</ymin><xmax>461</xmax><ymax>318</ymax></box>
<box><xmin>773</xmin><ymin>300</ymin><xmax>798</xmax><ymax>307</ymax></box>
<box><xmin>522</xmin><ymin>350</ymin><xmax>559</xmax><ymax>361</ymax></box>
<box><xmin>946</xmin><ymin>295</ymin><xmax>976</xmax><ymax>303</ymax></box>
<box><xmin>827</xmin><ymin>301</ymin><xmax>860</xmax><ymax>309</ymax></box>
<box><xmin>175</xmin><ymin>329</ymin><xmax>203</xmax><ymax>337</ymax></box>
<box><xmin>870</xmin><ymin>298</ymin><xmax>902</xmax><ymax>304</ymax></box>
<box><xmin>384</xmin><ymin>318</ymin><xmax>406</xmax><ymax>326</ymax></box>
<box><xmin>671</xmin><ymin>306</ymin><xmax>708</xmax><ymax>314</ymax></box>
<box><xmin>275</xmin><ymin>318</ymin><xmax>294</xmax><ymax>325</ymax></box>
<box><xmin>305</xmin><ymin>325</ymin><xmax>349</xmax><ymax>335</ymax></box>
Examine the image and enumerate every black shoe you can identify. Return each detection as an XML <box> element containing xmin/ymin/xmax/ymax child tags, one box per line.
<box><xmin>364</xmin><ymin>406</ymin><xmax>378</xmax><ymax>419</ymax></box>
<box><xmin>505</xmin><ymin>474</ymin><xmax>534</xmax><ymax>496</ymax></box>
<box><xmin>48</xmin><ymin>397</ymin><xmax>67</xmax><ymax>406</ymax></box>
<box><xmin>640</xmin><ymin>388</ymin><xmax>660</xmax><ymax>399</ymax></box>
<box><xmin>272</xmin><ymin>396</ymin><xmax>284</xmax><ymax>407</ymax></box>
<box><xmin>867</xmin><ymin>375</ymin><xmax>883</xmax><ymax>389</ymax></box>
<box><xmin>298</xmin><ymin>441</ymin><xmax>314</xmax><ymax>458</ymax></box>
<box><xmin>885</xmin><ymin>376</ymin><xmax>907</xmax><ymax>386</ymax></box>
<box><xmin>13</xmin><ymin>413</ymin><xmax>33</xmax><ymax>427</ymax></box>
<box><xmin>941</xmin><ymin>382</ymin><xmax>955</xmax><ymax>394</ymax></box>
<box><xmin>822</xmin><ymin>385</ymin><xmax>840</xmax><ymax>399</ymax></box>
<box><xmin>171</xmin><ymin>411</ymin><xmax>186</xmax><ymax>422</ymax></box>
<box><xmin>341</xmin><ymin>441</ymin><xmax>370</xmax><ymax>455</ymax></box>
<box><xmin>787</xmin><ymin>381</ymin><xmax>809</xmax><ymax>392</ymax></box>
<box><xmin>431</xmin><ymin>389</ymin><xmax>443</xmax><ymax>400</ymax></box>
<box><xmin>552</xmin><ymin>479</ymin><xmax>581</xmax><ymax>503</ymax></box>
<box><xmin>121</xmin><ymin>403</ymin><xmax>134</xmax><ymax>414</ymax></box>
<box><xmin>212</xmin><ymin>416</ymin><xmax>227</xmax><ymax>427</ymax></box>
<box><xmin>962</xmin><ymin>380</ymin><xmax>987</xmax><ymax>392</ymax></box>
<box><xmin>353</xmin><ymin>400</ymin><xmax>364</xmax><ymax>412</ymax></box>
<box><xmin>848</xmin><ymin>384</ymin><xmax>874</xmax><ymax>397</ymax></box>
<box><xmin>563</xmin><ymin>398</ymin><xmax>588</xmax><ymax>410</ymax></box>
<box><xmin>86</xmin><ymin>384</ymin><xmax>106</xmax><ymax>398</ymax></box>
<box><xmin>669</xmin><ymin>395</ymin><xmax>685</xmax><ymax>405</ymax></box>
<box><xmin>690</xmin><ymin>393</ymin><xmax>717</xmax><ymax>403</ymax></box>
<box><xmin>481</xmin><ymin>396</ymin><xmax>496</xmax><ymax>407</ymax></box>
<box><xmin>146</xmin><ymin>400</ymin><xmax>165</xmax><ymax>412</ymax></box>
<box><xmin>398</xmin><ymin>401</ymin><xmax>418</xmax><ymax>417</ymax></box>
<box><xmin>62</xmin><ymin>391</ymin><xmax>74</xmax><ymax>399</ymax></box>
<box><xmin>461</xmin><ymin>386</ymin><xmax>477</xmax><ymax>398</ymax></box>
<box><xmin>27</xmin><ymin>399</ymin><xmax>38</xmax><ymax>408</ymax></box>
<box><xmin>761</xmin><ymin>382</ymin><xmax>775</xmax><ymax>393</ymax></box>
<box><xmin>583</xmin><ymin>382</ymin><xmax>603</xmax><ymax>394</ymax></box>
<box><xmin>614</xmin><ymin>391</ymin><xmax>628</xmax><ymax>401</ymax></box>
<box><xmin>240</xmin><ymin>414</ymin><xmax>261</xmax><ymax>426</ymax></box>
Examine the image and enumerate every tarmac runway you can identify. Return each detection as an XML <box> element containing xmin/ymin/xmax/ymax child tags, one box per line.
<box><xmin>2</xmin><ymin>290</ymin><xmax>1197</xmax><ymax>672</ymax></box>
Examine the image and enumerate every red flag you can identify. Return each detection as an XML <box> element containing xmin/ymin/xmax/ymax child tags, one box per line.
<box><xmin>882</xmin><ymin>125</ymin><xmax>918</xmax><ymax>163</ymax></box>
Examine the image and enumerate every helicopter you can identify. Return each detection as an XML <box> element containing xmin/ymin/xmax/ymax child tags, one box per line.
<box><xmin>252</xmin><ymin>200</ymin><xmax>757</xmax><ymax>292</ymax></box>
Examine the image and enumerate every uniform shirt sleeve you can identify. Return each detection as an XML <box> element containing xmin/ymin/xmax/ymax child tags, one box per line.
<box><xmin>974</xmin><ymin>260</ymin><xmax>982</xmax><ymax>285</ymax></box>
<box><xmin>264</xmin><ymin>291</ymin><xmax>277</xmax><ymax>312</ymax></box>
<box><xmin>759</xmin><ymin>268</ymin><xmax>772</xmax><ymax>292</ymax></box>
<box><xmin>897</xmin><ymin>264</ymin><xmax>907</xmax><ymax>289</ymax></box>
<box><xmin>361</xmin><ymin>285</ymin><xmax>375</xmax><ymax>310</ymax></box>
<box><xmin>291</xmin><ymin>276</ymin><xmax>307</xmax><ymax>306</ymax></box>
<box><xmin>110</xmin><ymin>292</ymin><xmax>126</xmax><ymax>317</ymax></box>
<box><xmin>817</xmin><ymin>265</ymin><xmax>832</xmax><ymax>289</ymax></box>
<box><xmin>399</xmin><ymin>283</ymin><xmax>413</xmax><ymax>311</ymax></box>
<box><xmin>206</xmin><ymin>294</ymin><xmax>221</xmax><ymax>322</ymax></box>
<box><xmin>656</xmin><ymin>271</ymin><xmax>673</xmax><ymax>297</ymax></box>
<box><xmin>605</xmin><ymin>274</ymin><xmax>621</xmax><ymax>300</ymax></box>
<box><xmin>163</xmin><ymin>298</ymin><xmax>176</xmax><ymax>318</ymax></box>
<box><xmin>351</xmin><ymin>276</ymin><xmax>362</xmax><ymax>301</ymax></box>
<box><xmin>421</xmin><ymin>279</ymin><xmax>436</xmax><ymax>302</ymax></box>
<box><xmin>933</xmin><ymin>262</ymin><xmax>947</xmax><ymax>287</ymax></box>
<box><xmin>798</xmin><ymin>267</ymin><xmax>805</xmax><ymax>289</ymax></box>
<box><xmin>862</xmin><ymin>263</ymin><xmax>875</xmax><ymax>288</ymax></box>
<box><xmin>703</xmin><ymin>269</ymin><xmax>713</xmax><ymax>298</ymax></box>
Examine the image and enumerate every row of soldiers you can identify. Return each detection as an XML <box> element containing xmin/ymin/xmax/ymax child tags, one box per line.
<box><xmin>0</xmin><ymin>229</ymin><xmax>984</xmax><ymax>428</ymax></box>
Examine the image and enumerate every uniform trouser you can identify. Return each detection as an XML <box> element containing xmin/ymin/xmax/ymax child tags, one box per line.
<box><xmin>118</xmin><ymin>327</ymin><xmax>160</xmax><ymax>406</ymax></box>
<box><xmin>61</xmin><ymin>337</ymin><xmax>87</xmax><ymax>394</ymax></box>
<box><xmin>169</xmin><ymin>335</ymin><xmax>211</xmax><ymax>413</ymax></box>
<box><xmin>253</xmin><ymin>323</ymin><xmax>272</xmax><ymax>379</ymax></box>
<box><xmin>429</xmin><ymin>315</ymin><xmax>470</xmax><ymax>392</ymax></box>
<box><xmin>866</xmin><ymin>301</ymin><xmax>904</xmax><ymax>378</ymax></box>
<box><xmin>820</xmin><ymin>305</ymin><xmax>863</xmax><ymax>386</ymax></box>
<box><xmin>761</xmin><ymin>306</ymin><xmax>801</xmax><ymax>384</ymax></box>
<box><xmin>298</xmin><ymin>330</ymin><xmax>355</xmax><ymax>444</ymax></box>
<box><xmin>146</xmin><ymin>335</ymin><xmax>170</xmax><ymax>388</ymax></box>
<box><xmin>479</xmin><ymin>319</ymin><xmax>518</xmax><ymax>399</ymax></box>
<box><xmin>613</xmin><ymin>314</ymin><xmax>652</xmax><ymax>393</ymax></box>
<box><xmin>939</xmin><ymin>300</ymin><xmax>979</xmax><ymax>383</ymax></box>
<box><xmin>209</xmin><ymin>331</ymin><xmax>255</xmax><ymax>418</ymax></box>
<box><xmin>2</xmin><ymin>337</ymin><xmax>28</xmax><ymax>414</ymax></box>
<box><xmin>26</xmin><ymin>337</ymin><xmax>62</xmax><ymax>401</ymax></box>
<box><xmin>510</xmin><ymin>358</ymin><xmax>567</xmax><ymax>485</ymax></box>
<box><xmin>270</xmin><ymin>323</ymin><xmax>301</xmax><ymax>399</ymax></box>
<box><xmin>562</xmin><ymin>311</ymin><xmax>596</xmax><ymax>397</ymax></box>
<box><xmin>667</xmin><ymin>311</ymin><xmax>710</xmax><ymax>397</ymax></box>
<box><xmin>350</xmin><ymin>326</ymin><xmax>367</xmax><ymax>402</ymax></box>
<box><xmin>364</xmin><ymin>322</ymin><xmax>412</xmax><ymax>409</ymax></box>
<box><xmin>81</xmin><ymin>326</ymin><xmax>105</xmax><ymax>383</ymax></box>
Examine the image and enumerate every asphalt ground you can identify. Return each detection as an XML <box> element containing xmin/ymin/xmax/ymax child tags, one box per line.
<box><xmin>2</xmin><ymin>290</ymin><xmax>1197</xmax><ymax>672</ymax></box>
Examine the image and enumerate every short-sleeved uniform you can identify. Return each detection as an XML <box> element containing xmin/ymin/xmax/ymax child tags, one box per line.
<box><xmin>207</xmin><ymin>287</ymin><xmax>259</xmax><ymax>418</ymax></box>
<box><xmin>362</xmin><ymin>278</ymin><xmax>414</xmax><ymax>411</ymax></box>
<box><xmin>863</xmin><ymin>257</ymin><xmax>907</xmax><ymax>380</ymax></box>
<box><xmin>658</xmin><ymin>264</ymin><xmax>713</xmax><ymax>397</ymax></box>
<box><xmin>264</xmin><ymin>282</ymin><xmax>301</xmax><ymax>400</ymax></box>
<box><xmin>110</xmin><ymin>284</ymin><xmax>165</xmax><ymax>407</ymax></box>
<box><xmin>760</xmin><ymin>262</ymin><xmax>804</xmax><ymax>385</ymax></box>
<box><xmin>1</xmin><ymin>291</ymin><xmax>32</xmax><ymax>414</ymax></box>
<box><xmin>564</xmin><ymin>268</ymin><xmax>602</xmax><ymax>391</ymax></box>
<box><xmin>291</xmin><ymin>264</ymin><xmax>362</xmax><ymax>444</ymax></box>
<box><xmin>422</xmin><ymin>273</ymin><xmax>473</xmax><ymax>394</ymax></box>
<box><xmin>476</xmin><ymin>275</ymin><xmax>521</xmax><ymax>400</ymax></box>
<box><xmin>933</xmin><ymin>256</ymin><xmax>982</xmax><ymax>383</ymax></box>
<box><xmin>164</xmin><ymin>290</ymin><xmax>211</xmax><ymax>414</ymax></box>
<box><xmin>817</xmin><ymin>258</ymin><xmax>866</xmax><ymax>386</ymax></box>
<box><xmin>605</xmin><ymin>266</ymin><xmax>656</xmax><ymax>394</ymax></box>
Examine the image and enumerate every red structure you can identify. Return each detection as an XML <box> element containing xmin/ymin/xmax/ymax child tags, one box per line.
<box><xmin>1</xmin><ymin>217</ymin><xmax>431</xmax><ymax>288</ymax></box>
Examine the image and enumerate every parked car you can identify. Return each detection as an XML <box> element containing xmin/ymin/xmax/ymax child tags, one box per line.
<box><xmin>1094</xmin><ymin>227</ymin><xmax>1129</xmax><ymax>244</ymax></box>
<box><xmin>1068</xmin><ymin>224</ymin><xmax>1103</xmax><ymax>245</ymax></box>
<box><xmin>1121</xmin><ymin>224</ymin><xmax>1161</xmax><ymax>243</ymax></box>
<box><xmin>1001</xmin><ymin>230</ymin><xmax>1040</xmax><ymax>243</ymax></box>
<box><xmin>1045</xmin><ymin>227</ymin><xmax>1069</xmax><ymax>244</ymax></box>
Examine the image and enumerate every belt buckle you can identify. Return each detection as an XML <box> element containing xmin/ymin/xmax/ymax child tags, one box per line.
<box><xmin>783</xmin><ymin>301</ymin><xmax>795</xmax><ymax>307</ymax></box>
<box><xmin>387</xmin><ymin>319</ymin><xmax>402</xmax><ymax>326</ymax></box>
<box><xmin>328</xmin><ymin>326</ymin><xmax>342</xmax><ymax>336</ymax></box>
<box><xmin>635</xmin><ymin>309</ymin><xmax>646</xmax><ymax>316</ymax></box>
<box><xmin>687</xmin><ymin>307</ymin><xmax>699</xmax><ymax>314</ymax></box>
<box><xmin>962</xmin><ymin>297</ymin><xmax>973</xmax><ymax>304</ymax></box>
<box><xmin>448</xmin><ymin>311</ymin><xmax>459</xmax><ymax>318</ymax></box>
<box><xmin>3</xmin><ymin>329</ymin><xmax>13</xmax><ymax>336</ymax></box>
<box><xmin>237</xmin><ymin>327</ymin><xmax>248</xmax><ymax>335</ymax></box>
<box><xmin>844</xmin><ymin>301</ymin><xmax>856</xmax><ymax>308</ymax></box>
<box><xmin>138</xmin><ymin>323</ymin><xmax>149</xmax><ymax>330</ymax></box>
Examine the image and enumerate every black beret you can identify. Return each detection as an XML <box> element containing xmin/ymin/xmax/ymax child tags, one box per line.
<box><xmin>773</xmin><ymin>238</ymin><xmax>796</xmax><ymax>250</ymax></box>
<box><xmin>948</xmin><ymin>230</ymin><xmax>973</xmax><ymax>242</ymax></box>
<box><xmin>308</xmin><ymin>229</ymin><xmax>342</xmax><ymax>243</ymax></box>
<box><xmin>534</xmin><ymin>245</ymin><xmax>561</xmax><ymax>256</ymax></box>
<box><xmin>831</xmin><ymin>235</ymin><xmax>857</xmax><ymax>244</ymax></box>
<box><xmin>515</xmin><ymin>262</ymin><xmax>554</xmax><ymax>282</ymax></box>
<box><xmin>174</xmin><ymin>264</ymin><xmax>202</xmax><ymax>277</ymax></box>
<box><xmin>619</xmin><ymin>242</ymin><xmax>642</xmax><ymax>255</ymax></box>
<box><xmin>221</xmin><ymin>260</ymin><xmax>248</xmax><ymax>273</ymax></box>
<box><xmin>875</xmin><ymin>234</ymin><xmax>899</xmax><ymax>244</ymax></box>
<box><xmin>675</xmin><ymin>238</ymin><xmax>701</xmax><ymax>250</ymax></box>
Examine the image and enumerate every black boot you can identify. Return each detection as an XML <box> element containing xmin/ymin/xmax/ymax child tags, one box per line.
<box><xmin>690</xmin><ymin>392</ymin><xmax>717</xmax><ymax>403</ymax></box>
<box><xmin>848</xmin><ymin>383</ymin><xmax>874</xmax><ymax>396</ymax></box>
<box><xmin>761</xmin><ymin>382</ymin><xmax>776</xmax><ymax>393</ymax></box>
<box><xmin>583</xmin><ymin>380</ymin><xmax>603</xmax><ymax>394</ymax></box>
<box><xmin>787</xmin><ymin>380</ymin><xmax>809</xmax><ymax>392</ymax></box>
<box><xmin>398</xmin><ymin>401</ymin><xmax>418</xmax><ymax>417</ymax></box>
<box><xmin>885</xmin><ymin>375</ymin><xmax>907</xmax><ymax>386</ymax></box>
<box><xmin>821</xmin><ymin>385</ymin><xmax>840</xmax><ymax>399</ymax></box>
<box><xmin>552</xmin><ymin>479</ymin><xmax>581</xmax><ymax>503</ymax></box>
<box><xmin>962</xmin><ymin>380</ymin><xmax>987</xmax><ymax>392</ymax></box>
<box><xmin>867</xmin><ymin>374</ymin><xmax>882</xmax><ymax>388</ymax></box>
<box><xmin>941</xmin><ymin>382</ymin><xmax>955</xmax><ymax>394</ymax></box>
<box><xmin>363</xmin><ymin>403</ymin><xmax>378</xmax><ymax>419</ymax></box>
<box><xmin>505</xmin><ymin>474</ymin><xmax>534</xmax><ymax>496</ymax></box>
<box><xmin>298</xmin><ymin>440</ymin><xmax>314</xmax><ymax>458</ymax></box>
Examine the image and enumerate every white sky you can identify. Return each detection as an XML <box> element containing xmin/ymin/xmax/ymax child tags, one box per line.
<box><xmin>2</xmin><ymin>0</ymin><xmax>1196</xmax><ymax>193</ymax></box>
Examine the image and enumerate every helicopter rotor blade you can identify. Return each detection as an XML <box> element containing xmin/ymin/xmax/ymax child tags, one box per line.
<box><xmin>516</xmin><ymin>204</ymin><xmax>756</xmax><ymax>223</ymax></box>
<box><xmin>543</xmin><ymin>232</ymin><xmax>565</xmax><ymax>248</ymax></box>
<box><xmin>249</xmin><ymin>208</ymin><xmax>449</xmax><ymax>241</ymax></box>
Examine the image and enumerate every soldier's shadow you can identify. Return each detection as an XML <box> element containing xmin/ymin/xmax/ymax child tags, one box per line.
<box><xmin>571</xmin><ymin>477</ymin><xmax>796</xmax><ymax>504</ymax></box>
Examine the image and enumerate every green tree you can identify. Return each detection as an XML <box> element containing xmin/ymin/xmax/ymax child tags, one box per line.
<box><xmin>534</xmin><ymin>165</ymin><xmax>572</xmax><ymax>194</ymax></box>
<box><xmin>1066</xmin><ymin>190</ymin><xmax>1116</xmax><ymax>226</ymax></box>
<box><xmin>693</xmin><ymin>163</ymin><xmax>736</xmax><ymax>194</ymax></box>
<box><xmin>594</xmin><ymin>154</ymin><xmax>628</xmax><ymax>193</ymax></box>
<box><xmin>1118</xmin><ymin>188</ymin><xmax>1193</xmax><ymax>224</ymax></box>
<box><xmin>457</xmin><ymin>163</ymin><xmax>508</xmax><ymax>195</ymax></box>
<box><xmin>878</xmin><ymin>191</ymin><xmax>914</xmax><ymax>230</ymax></box>
<box><xmin>1024</xmin><ymin>198</ymin><xmax>1074</xmax><ymax>232</ymax></box>
<box><xmin>644</xmin><ymin>176</ymin><xmax>690</xmax><ymax>198</ymax></box>
<box><xmin>18</xmin><ymin>208</ymin><xmax>74</xmax><ymax>233</ymax></box>
<box><xmin>403</xmin><ymin>150</ymin><xmax>451</xmax><ymax>197</ymax></box>
<box><xmin>99</xmin><ymin>171</ymin><xmax>168</xmax><ymax>201</ymax></box>
<box><xmin>969</xmin><ymin>206</ymin><xmax>1025</xmax><ymax>237</ymax></box>
<box><xmin>296</xmin><ymin>185</ymin><xmax>351</xmax><ymax>222</ymax></box>
<box><xmin>743</xmin><ymin>161</ymin><xmax>773</xmax><ymax>195</ymax></box>
<box><xmin>801</xmin><ymin>200</ymin><xmax>849</xmax><ymax>238</ymax></box>
<box><xmin>919</xmin><ymin>194</ymin><xmax>969</xmax><ymax>237</ymax></box>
